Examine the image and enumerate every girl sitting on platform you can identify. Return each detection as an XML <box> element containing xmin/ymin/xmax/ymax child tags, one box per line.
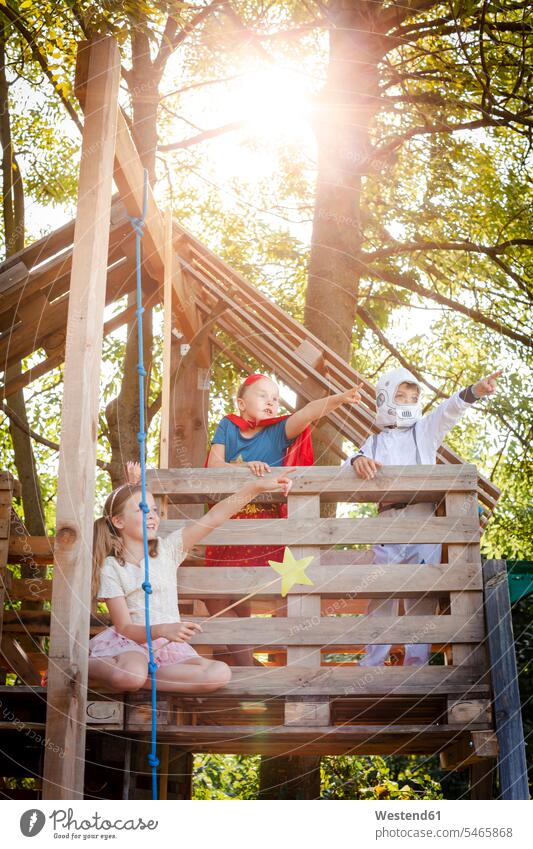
<box><xmin>204</xmin><ymin>372</ymin><xmax>361</xmax><ymax>665</ymax></box>
<box><xmin>88</xmin><ymin>464</ymin><xmax>294</xmax><ymax>693</ymax></box>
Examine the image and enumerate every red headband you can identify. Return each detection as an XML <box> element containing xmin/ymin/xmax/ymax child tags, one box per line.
<box><xmin>242</xmin><ymin>373</ymin><xmax>266</xmax><ymax>386</ymax></box>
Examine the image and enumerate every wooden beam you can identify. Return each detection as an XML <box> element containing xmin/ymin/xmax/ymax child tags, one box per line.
<box><xmin>0</xmin><ymin>635</ymin><xmax>41</xmax><ymax>685</ymax></box>
<box><xmin>113</xmin><ymin>108</ymin><xmax>165</xmax><ymax>281</ymax></box>
<box><xmin>158</xmin><ymin>515</ymin><xmax>480</xmax><ymax>546</ymax></box>
<box><xmin>42</xmin><ymin>35</ymin><xmax>121</xmax><ymax>801</ymax></box>
<box><xmin>182</xmin><ymin>613</ymin><xmax>485</xmax><ymax>646</ymax></box>
<box><xmin>0</xmin><ymin>474</ymin><xmax>16</xmax><ymax>647</ymax></box>
<box><xmin>147</xmin><ymin>463</ymin><xmax>478</xmax><ymax>501</ymax></box>
<box><xmin>1</xmin><ymin>303</ymin><xmax>136</xmax><ymax>399</ymax></box>
<box><xmin>483</xmin><ymin>559</ymin><xmax>529</xmax><ymax>799</ymax></box>
<box><xmin>446</xmin><ymin>492</ymin><xmax>486</xmax><ymax>669</ymax></box>
<box><xmin>5</xmin><ymin>559</ymin><xmax>481</xmax><ymax>603</ymax></box>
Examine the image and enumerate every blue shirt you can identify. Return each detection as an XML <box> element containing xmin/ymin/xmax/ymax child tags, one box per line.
<box><xmin>211</xmin><ymin>417</ymin><xmax>296</xmax><ymax>466</ymax></box>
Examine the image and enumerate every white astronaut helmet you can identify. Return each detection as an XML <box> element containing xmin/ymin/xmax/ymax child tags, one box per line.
<box><xmin>374</xmin><ymin>367</ymin><xmax>423</xmax><ymax>429</ymax></box>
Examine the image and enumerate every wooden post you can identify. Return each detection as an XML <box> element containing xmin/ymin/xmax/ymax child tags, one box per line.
<box><xmin>259</xmin><ymin>493</ymin><xmax>323</xmax><ymax>799</ymax></box>
<box><xmin>159</xmin><ymin>232</ymin><xmax>211</xmax><ymax>521</ymax></box>
<box><xmin>42</xmin><ymin>37</ymin><xmax>121</xmax><ymax>800</ymax></box>
<box><xmin>483</xmin><ymin>559</ymin><xmax>529</xmax><ymax>799</ymax></box>
<box><xmin>446</xmin><ymin>492</ymin><xmax>486</xmax><ymax>668</ymax></box>
<box><xmin>0</xmin><ymin>473</ymin><xmax>18</xmax><ymax>651</ymax></box>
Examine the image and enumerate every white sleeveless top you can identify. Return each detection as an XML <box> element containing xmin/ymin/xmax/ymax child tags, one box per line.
<box><xmin>97</xmin><ymin>529</ymin><xmax>185</xmax><ymax>625</ymax></box>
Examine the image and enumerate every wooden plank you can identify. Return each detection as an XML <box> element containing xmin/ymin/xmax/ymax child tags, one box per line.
<box><xmin>440</xmin><ymin>731</ymin><xmax>499</xmax><ymax>771</ymax></box>
<box><xmin>0</xmin><ymin>482</ymin><xmax>14</xmax><ymax>644</ymax></box>
<box><xmin>0</xmin><ymin>635</ymin><xmax>42</xmax><ymax>685</ymax></box>
<box><xmin>176</xmin><ymin>561</ymin><xmax>483</xmax><ymax>598</ymax></box>
<box><xmin>113</xmin><ymin>108</ymin><xmax>164</xmax><ymax>281</ymax></box>
<box><xmin>159</xmin><ymin>209</ymin><xmax>174</xmax><ymax>471</ymax></box>
<box><xmin>147</xmin><ymin>463</ymin><xmax>478</xmax><ymax>502</ymax></box>
<box><xmin>86</xmin><ymin>700</ymin><xmax>124</xmax><ymax>728</ymax></box>
<box><xmin>42</xmin><ymin>35</ymin><xmax>121</xmax><ymax>802</ymax></box>
<box><xmin>2</xmin><ymin>303</ymin><xmax>136</xmax><ymax>398</ymax></box>
<box><xmin>284</xmin><ymin>700</ymin><xmax>330</xmax><ymax>726</ymax></box>
<box><xmin>0</xmin><ymin>256</ymin><xmax>135</xmax><ymax>371</ymax></box>
<box><xmin>447</xmin><ymin>698</ymin><xmax>492</xmax><ymax>725</ymax></box>
<box><xmin>0</xmin><ymin>260</ymin><xmax>28</xmax><ymax>296</ymax></box>
<box><xmin>159</xmin><ymin>515</ymin><xmax>480</xmax><ymax>546</ymax></box>
<box><xmin>483</xmin><ymin>559</ymin><xmax>529</xmax><ymax>800</ymax></box>
<box><xmin>286</xmin><ymin>494</ymin><xmax>322</xmax><ymax>668</ymax></box>
<box><xmin>446</xmin><ymin>493</ymin><xmax>486</xmax><ymax>669</ymax></box>
<box><xmin>181</xmin><ymin>614</ymin><xmax>486</xmax><ymax>646</ymax></box>
<box><xmin>165</xmin><ymin>215</ymin><xmax>199</xmax><ymax>341</ymax></box>
<box><xmin>8</xmin><ymin>534</ymin><xmax>54</xmax><ymax>561</ymax></box>
<box><xmin>0</xmin><ymin>199</ymin><xmax>131</xmax><ymax>324</ymax></box>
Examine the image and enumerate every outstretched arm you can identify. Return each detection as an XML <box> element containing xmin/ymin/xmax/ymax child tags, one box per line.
<box><xmin>285</xmin><ymin>386</ymin><xmax>361</xmax><ymax>440</ymax></box>
<box><xmin>421</xmin><ymin>370</ymin><xmax>502</xmax><ymax>447</ymax></box>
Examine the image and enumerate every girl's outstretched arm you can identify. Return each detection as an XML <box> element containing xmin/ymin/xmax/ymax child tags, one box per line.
<box><xmin>181</xmin><ymin>471</ymin><xmax>294</xmax><ymax>552</ymax></box>
<box><xmin>285</xmin><ymin>385</ymin><xmax>361</xmax><ymax>440</ymax></box>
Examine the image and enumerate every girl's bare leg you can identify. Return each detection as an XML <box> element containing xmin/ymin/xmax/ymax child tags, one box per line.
<box><xmin>88</xmin><ymin>652</ymin><xmax>148</xmax><ymax>692</ymax></box>
<box><xmin>141</xmin><ymin>656</ymin><xmax>232</xmax><ymax>693</ymax></box>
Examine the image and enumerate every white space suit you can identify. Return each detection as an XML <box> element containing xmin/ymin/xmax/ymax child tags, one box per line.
<box><xmin>344</xmin><ymin>369</ymin><xmax>479</xmax><ymax>666</ymax></box>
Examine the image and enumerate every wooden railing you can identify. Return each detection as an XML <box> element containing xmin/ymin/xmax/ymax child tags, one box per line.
<box><xmin>145</xmin><ymin>463</ymin><xmax>489</xmax><ymax>693</ymax></box>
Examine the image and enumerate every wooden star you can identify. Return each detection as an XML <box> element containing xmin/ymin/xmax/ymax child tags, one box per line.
<box><xmin>268</xmin><ymin>546</ymin><xmax>315</xmax><ymax>597</ymax></box>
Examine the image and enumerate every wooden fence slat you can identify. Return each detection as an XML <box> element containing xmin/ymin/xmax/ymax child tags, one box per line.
<box><xmin>1</xmin><ymin>610</ymin><xmax>485</xmax><ymax>644</ymax></box>
<box><xmin>159</xmin><ymin>515</ymin><xmax>480</xmax><ymax>546</ymax></box>
<box><xmin>483</xmin><ymin>559</ymin><xmax>529</xmax><ymax>800</ymax></box>
<box><xmin>6</xmin><ymin>560</ymin><xmax>482</xmax><ymax>602</ymax></box>
<box><xmin>181</xmin><ymin>614</ymin><xmax>485</xmax><ymax>646</ymax></box>
<box><xmin>147</xmin><ymin>463</ymin><xmax>477</xmax><ymax>501</ymax></box>
<box><xmin>446</xmin><ymin>493</ymin><xmax>486</xmax><ymax>669</ymax></box>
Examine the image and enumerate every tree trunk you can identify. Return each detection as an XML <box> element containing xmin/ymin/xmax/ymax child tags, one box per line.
<box><xmin>1</xmin><ymin>26</ymin><xmax>46</xmax><ymax>660</ymax></box>
<box><xmin>0</xmin><ymin>28</ymin><xmax>45</xmax><ymax>536</ymax></box>
<box><xmin>305</xmin><ymin>0</ymin><xmax>382</xmax><ymax>465</ymax></box>
<box><xmin>104</xmin><ymin>28</ymin><xmax>159</xmax><ymax>487</ymax></box>
<box><xmin>267</xmin><ymin>1</ymin><xmax>383</xmax><ymax>800</ymax></box>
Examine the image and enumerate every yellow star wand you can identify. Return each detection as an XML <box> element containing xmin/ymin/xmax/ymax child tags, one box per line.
<box><xmin>156</xmin><ymin>548</ymin><xmax>315</xmax><ymax>649</ymax></box>
<box><xmin>203</xmin><ymin>546</ymin><xmax>315</xmax><ymax>618</ymax></box>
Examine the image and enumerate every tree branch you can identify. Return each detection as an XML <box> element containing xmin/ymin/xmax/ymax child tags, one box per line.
<box><xmin>159</xmin><ymin>119</ymin><xmax>247</xmax><ymax>150</ymax></box>
<box><xmin>1</xmin><ymin>402</ymin><xmax>110</xmax><ymax>470</ymax></box>
<box><xmin>360</xmin><ymin>263</ymin><xmax>533</xmax><ymax>348</ymax></box>
<box><xmin>153</xmin><ymin>0</ymin><xmax>227</xmax><ymax>79</ymax></box>
<box><xmin>357</xmin><ymin>306</ymin><xmax>447</xmax><ymax>398</ymax></box>
<box><xmin>1</xmin><ymin>3</ymin><xmax>82</xmax><ymax>132</ymax></box>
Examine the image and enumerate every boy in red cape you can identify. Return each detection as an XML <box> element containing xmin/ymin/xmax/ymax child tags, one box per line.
<box><xmin>204</xmin><ymin>372</ymin><xmax>361</xmax><ymax>665</ymax></box>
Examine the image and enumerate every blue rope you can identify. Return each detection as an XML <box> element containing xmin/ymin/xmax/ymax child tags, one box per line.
<box><xmin>128</xmin><ymin>170</ymin><xmax>159</xmax><ymax>800</ymax></box>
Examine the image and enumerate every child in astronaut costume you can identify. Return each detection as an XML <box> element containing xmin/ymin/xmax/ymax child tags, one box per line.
<box><xmin>345</xmin><ymin>366</ymin><xmax>501</xmax><ymax>667</ymax></box>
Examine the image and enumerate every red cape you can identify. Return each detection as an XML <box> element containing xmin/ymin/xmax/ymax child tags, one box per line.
<box><xmin>204</xmin><ymin>414</ymin><xmax>314</xmax><ymax>517</ymax></box>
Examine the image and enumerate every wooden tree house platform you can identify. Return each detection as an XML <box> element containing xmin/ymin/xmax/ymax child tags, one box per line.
<box><xmin>0</xmin><ymin>36</ymin><xmax>527</xmax><ymax>800</ymax></box>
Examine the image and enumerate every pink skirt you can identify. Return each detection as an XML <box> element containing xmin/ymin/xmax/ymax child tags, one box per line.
<box><xmin>88</xmin><ymin>626</ymin><xmax>199</xmax><ymax>667</ymax></box>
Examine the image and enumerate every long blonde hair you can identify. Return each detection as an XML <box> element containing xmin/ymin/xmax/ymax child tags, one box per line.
<box><xmin>92</xmin><ymin>484</ymin><xmax>159</xmax><ymax>600</ymax></box>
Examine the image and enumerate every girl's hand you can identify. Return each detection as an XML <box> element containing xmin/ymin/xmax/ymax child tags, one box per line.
<box><xmin>335</xmin><ymin>384</ymin><xmax>362</xmax><ymax>407</ymax></box>
<box><xmin>352</xmin><ymin>456</ymin><xmax>383</xmax><ymax>480</ymax></box>
<box><xmin>253</xmin><ymin>469</ymin><xmax>296</xmax><ymax>497</ymax></box>
<box><xmin>160</xmin><ymin>621</ymin><xmax>203</xmax><ymax>644</ymax></box>
<box><xmin>125</xmin><ymin>461</ymin><xmax>141</xmax><ymax>484</ymax></box>
<box><xmin>246</xmin><ymin>460</ymin><xmax>271</xmax><ymax>477</ymax></box>
<box><xmin>473</xmin><ymin>370</ymin><xmax>502</xmax><ymax>398</ymax></box>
